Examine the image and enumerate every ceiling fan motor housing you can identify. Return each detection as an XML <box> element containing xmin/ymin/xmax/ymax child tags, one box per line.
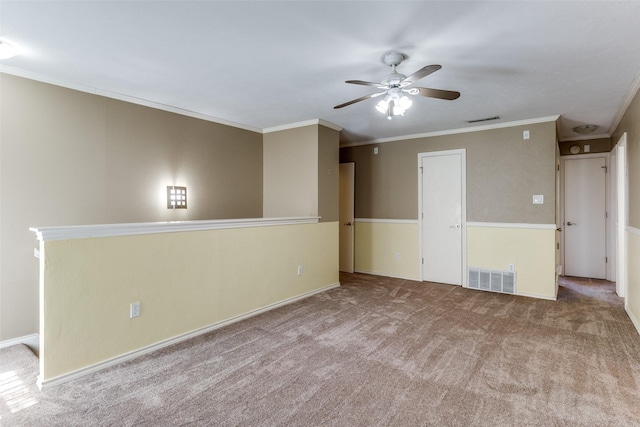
<box><xmin>381</xmin><ymin>72</ymin><xmax>407</xmax><ymax>87</ymax></box>
<box><xmin>383</xmin><ymin>51</ymin><xmax>407</xmax><ymax>67</ymax></box>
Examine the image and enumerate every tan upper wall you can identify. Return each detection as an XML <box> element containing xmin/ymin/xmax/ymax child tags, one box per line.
<box><xmin>263</xmin><ymin>126</ymin><xmax>318</xmax><ymax>218</ymax></box>
<box><xmin>558</xmin><ymin>138</ymin><xmax>611</xmax><ymax>156</ymax></box>
<box><xmin>104</xmin><ymin>100</ymin><xmax>263</xmax><ymax>221</ymax></box>
<box><xmin>318</xmin><ymin>125</ymin><xmax>340</xmax><ymax>222</ymax></box>
<box><xmin>340</xmin><ymin>121</ymin><xmax>557</xmax><ymax>223</ymax></box>
<box><xmin>612</xmin><ymin>87</ymin><xmax>640</xmax><ymax>229</ymax></box>
<box><xmin>263</xmin><ymin>124</ymin><xmax>340</xmax><ymax>222</ymax></box>
<box><xmin>0</xmin><ymin>73</ymin><xmax>263</xmax><ymax>341</ymax></box>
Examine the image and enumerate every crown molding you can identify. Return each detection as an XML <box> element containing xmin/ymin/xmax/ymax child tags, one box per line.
<box><xmin>262</xmin><ymin>119</ymin><xmax>342</xmax><ymax>133</ymax></box>
<box><xmin>558</xmin><ymin>133</ymin><xmax>611</xmax><ymax>143</ymax></box>
<box><xmin>1</xmin><ymin>66</ymin><xmax>344</xmax><ymax>136</ymax></box>
<box><xmin>609</xmin><ymin>70</ymin><xmax>640</xmax><ymax>136</ymax></box>
<box><xmin>0</xmin><ymin>66</ymin><xmax>263</xmax><ymax>133</ymax></box>
<box><xmin>340</xmin><ymin>115</ymin><xmax>560</xmax><ymax>148</ymax></box>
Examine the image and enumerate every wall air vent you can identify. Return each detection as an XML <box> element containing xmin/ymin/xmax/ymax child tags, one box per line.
<box><xmin>468</xmin><ymin>267</ymin><xmax>515</xmax><ymax>295</ymax></box>
<box><xmin>467</xmin><ymin>116</ymin><xmax>500</xmax><ymax>124</ymax></box>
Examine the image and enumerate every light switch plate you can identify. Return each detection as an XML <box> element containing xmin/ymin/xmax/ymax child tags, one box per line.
<box><xmin>130</xmin><ymin>302</ymin><xmax>140</xmax><ymax>318</ymax></box>
<box><xmin>533</xmin><ymin>195</ymin><xmax>544</xmax><ymax>204</ymax></box>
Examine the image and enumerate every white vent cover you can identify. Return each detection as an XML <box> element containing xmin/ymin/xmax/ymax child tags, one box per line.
<box><xmin>468</xmin><ymin>267</ymin><xmax>515</xmax><ymax>295</ymax></box>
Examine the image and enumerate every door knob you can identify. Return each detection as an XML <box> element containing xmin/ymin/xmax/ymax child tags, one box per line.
<box><xmin>344</xmin><ymin>222</ymin><xmax>352</xmax><ymax>226</ymax></box>
<box><xmin>449</xmin><ymin>224</ymin><xmax>461</xmax><ymax>229</ymax></box>
<box><xmin>556</xmin><ymin>227</ymin><xmax>563</xmax><ymax>232</ymax></box>
<box><xmin>566</xmin><ymin>221</ymin><xmax>576</xmax><ymax>226</ymax></box>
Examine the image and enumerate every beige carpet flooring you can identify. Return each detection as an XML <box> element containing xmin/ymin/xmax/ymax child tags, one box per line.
<box><xmin>1</xmin><ymin>273</ymin><xmax>639</xmax><ymax>426</ymax></box>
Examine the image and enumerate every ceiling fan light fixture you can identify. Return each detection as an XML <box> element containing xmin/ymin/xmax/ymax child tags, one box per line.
<box><xmin>572</xmin><ymin>124</ymin><xmax>599</xmax><ymax>134</ymax></box>
<box><xmin>376</xmin><ymin>99</ymin><xmax>388</xmax><ymax>114</ymax></box>
<box><xmin>398</xmin><ymin>96</ymin><xmax>412</xmax><ymax>110</ymax></box>
<box><xmin>392</xmin><ymin>105</ymin><xmax>406</xmax><ymax>116</ymax></box>
<box><xmin>334</xmin><ymin>51</ymin><xmax>459</xmax><ymax>119</ymax></box>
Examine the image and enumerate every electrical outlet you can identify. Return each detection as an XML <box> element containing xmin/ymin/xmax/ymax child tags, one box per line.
<box><xmin>523</xmin><ymin>130</ymin><xmax>530</xmax><ymax>140</ymax></box>
<box><xmin>396</xmin><ymin>252</ymin><xmax>401</xmax><ymax>260</ymax></box>
<box><xmin>297</xmin><ymin>265</ymin><xmax>303</xmax><ymax>276</ymax></box>
<box><xmin>508</xmin><ymin>264</ymin><xmax>515</xmax><ymax>272</ymax></box>
<box><xmin>130</xmin><ymin>302</ymin><xmax>140</xmax><ymax>318</ymax></box>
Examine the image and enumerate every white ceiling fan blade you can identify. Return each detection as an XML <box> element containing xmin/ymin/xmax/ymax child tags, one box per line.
<box><xmin>346</xmin><ymin>80</ymin><xmax>388</xmax><ymax>89</ymax></box>
<box><xmin>413</xmin><ymin>87</ymin><xmax>461</xmax><ymax>100</ymax></box>
<box><xmin>333</xmin><ymin>92</ymin><xmax>386</xmax><ymax>109</ymax></box>
<box><xmin>402</xmin><ymin>65</ymin><xmax>442</xmax><ymax>85</ymax></box>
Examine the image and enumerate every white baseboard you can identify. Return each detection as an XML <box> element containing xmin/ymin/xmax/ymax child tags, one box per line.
<box><xmin>515</xmin><ymin>291</ymin><xmax>557</xmax><ymax>301</ymax></box>
<box><xmin>626</xmin><ymin>305</ymin><xmax>640</xmax><ymax>337</ymax></box>
<box><xmin>353</xmin><ymin>269</ymin><xmax>420</xmax><ymax>282</ymax></box>
<box><xmin>38</xmin><ymin>282</ymin><xmax>340</xmax><ymax>390</ymax></box>
<box><xmin>0</xmin><ymin>333</ymin><xmax>39</xmax><ymax>354</ymax></box>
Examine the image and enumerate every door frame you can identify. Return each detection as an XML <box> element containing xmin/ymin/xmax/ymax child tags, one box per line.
<box><xmin>417</xmin><ymin>149</ymin><xmax>467</xmax><ymax>285</ymax></box>
<box><xmin>614</xmin><ymin>133</ymin><xmax>628</xmax><ymax>297</ymax></box>
<box><xmin>339</xmin><ymin>162</ymin><xmax>355</xmax><ymax>273</ymax></box>
<box><xmin>559</xmin><ymin>152</ymin><xmax>610</xmax><ymax>278</ymax></box>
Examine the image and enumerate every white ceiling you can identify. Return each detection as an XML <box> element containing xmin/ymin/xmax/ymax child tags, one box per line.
<box><xmin>1</xmin><ymin>1</ymin><xmax>640</xmax><ymax>145</ymax></box>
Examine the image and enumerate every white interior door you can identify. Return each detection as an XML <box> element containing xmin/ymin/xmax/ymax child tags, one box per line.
<box><xmin>420</xmin><ymin>150</ymin><xmax>465</xmax><ymax>285</ymax></box>
<box><xmin>339</xmin><ymin>163</ymin><xmax>355</xmax><ymax>273</ymax></box>
<box><xmin>563</xmin><ymin>156</ymin><xmax>607</xmax><ymax>279</ymax></box>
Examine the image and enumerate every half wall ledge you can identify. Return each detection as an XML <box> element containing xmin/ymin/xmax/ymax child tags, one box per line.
<box><xmin>30</xmin><ymin>216</ymin><xmax>321</xmax><ymax>241</ymax></box>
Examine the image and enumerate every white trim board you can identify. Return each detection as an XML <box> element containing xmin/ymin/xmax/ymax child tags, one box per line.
<box><xmin>353</xmin><ymin>270</ymin><xmax>419</xmax><ymax>282</ymax></box>
<box><xmin>466</xmin><ymin>222</ymin><xmax>557</xmax><ymax>230</ymax></box>
<box><xmin>30</xmin><ymin>216</ymin><xmax>320</xmax><ymax>242</ymax></box>
<box><xmin>627</xmin><ymin>226</ymin><xmax>640</xmax><ymax>236</ymax></box>
<box><xmin>514</xmin><ymin>291</ymin><xmax>557</xmax><ymax>301</ymax></box>
<box><xmin>626</xmin><ymin>306</ymin><xmax>640</xmax><ymax>337</ymax></box>
<box><xmin>0</xmin><ymin>333</ymin><xmax>39</xmax><ymax>351</ymax></box>
<box><xmin>355</xmin><ymin>218</ymin><xmax>419</xmax><ymax>224</ymax></box>
<box><xmin>38</xmin><ymin>282</ymin><xmax>340</xmax><ymax>390</ymax></box>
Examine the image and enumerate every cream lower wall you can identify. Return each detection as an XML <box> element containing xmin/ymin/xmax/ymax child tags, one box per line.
<box><xmin>354</xmin><ymin>221</ymin><xmax>420</xmax><ymax>280</ymax></box>
<box><xmin>627</xmin><ymin>230</ymin><xmax>640</xmax><ymax>333</ymax></box>
<box><xmin>40</xmin><ymin>222</ymin><xmax>338</xmax><ymax>381</ymax></box>
<box><xmin>353</xmin><ymin>221</ymin><xmax>556</xmax><ymax>299</ymax></box>
<box><xmin>467</xmin><ymin>226</ymin><xmax>557</xmax><ymax>299</ymax></box>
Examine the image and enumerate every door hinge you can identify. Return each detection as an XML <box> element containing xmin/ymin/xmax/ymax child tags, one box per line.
<box><xmin>557</xmin><ymin>242</ymin><xmax>560</xmax><ymax>250</ymax></box>
<box><xmin>606</xmin><ymin>257</ymin><xmax>608</xmax><ymax>263</ymax></box>
<box><xmin>421</xmin><ymin>258</ymin><xmax>424</xmax><ymax>265</ymax></box>
<box><xmin>557</xmin><ymin>164</ymin><xmax>560</xmax><ymax>171</ymax></box>
<box><xmin>606</xmin><ymin>211</ymin><xmax>608</xmax><ymax>219</ymax></box>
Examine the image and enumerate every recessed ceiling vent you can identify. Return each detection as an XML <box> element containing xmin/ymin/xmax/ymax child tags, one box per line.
<box><xmin>467</xmin><ymin>116</ymin><xmax>500</xmax><ymax>124</ymax></box>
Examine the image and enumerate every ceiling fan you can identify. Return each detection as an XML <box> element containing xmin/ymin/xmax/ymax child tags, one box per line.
<box><xmin>334</xmin><ymin>51</ymin><xmax>460</xmax><ymax>119</ymax></box>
